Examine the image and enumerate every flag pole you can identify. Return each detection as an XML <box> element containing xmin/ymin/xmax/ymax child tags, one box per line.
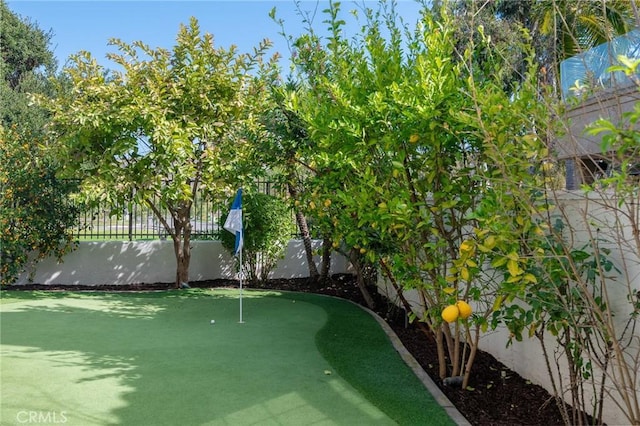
<box><xmin>223</xmin><ymin>188</ymin><xmax>244</xmax><ymax>324</ymax></box>
<box><xmin>239</xmin><ymin>241</ymin><xmax>244</xmax><ymax>323</ymax></box>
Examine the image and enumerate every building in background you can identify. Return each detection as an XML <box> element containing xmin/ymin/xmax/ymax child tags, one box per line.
<box><xmin>558</xmin><ymin>29</ymin><xmax>640</xmax><ymax>189</ymax></box>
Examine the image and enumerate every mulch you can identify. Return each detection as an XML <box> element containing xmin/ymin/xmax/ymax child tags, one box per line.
<box><xmin>6</xmin><ymin>275</ymin><xmax>592</xmax><ymax>425</ymax></box>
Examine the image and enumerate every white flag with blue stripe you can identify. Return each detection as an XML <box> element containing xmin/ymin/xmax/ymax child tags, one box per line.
<box><xmin>223</xmin><ymin>189</ymin><xmax>243</xmax><ymax>256</ymax></box>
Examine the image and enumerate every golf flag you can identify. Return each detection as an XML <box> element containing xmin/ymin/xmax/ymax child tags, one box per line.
<box><xmin>223</xmin><ymin>189</ymin><xmax>243</xmax><ymax>256</ymax></box>
<box><xmin>224</xmin><ymin>188</ymin><xmax>245</xmax><ymax>323</ymax></box>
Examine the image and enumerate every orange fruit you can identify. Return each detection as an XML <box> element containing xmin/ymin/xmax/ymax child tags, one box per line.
<box><xmin>456</xmin><ymin>300</ymin><xmax>472</xmax><ymax>319</ymax></box>
<box><xmin>441</xmin><ymin>305</ymin><xmax>459</xmax><ymax>323</ymax></box>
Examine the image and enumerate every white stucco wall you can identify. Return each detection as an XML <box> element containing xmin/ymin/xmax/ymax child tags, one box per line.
<box><xmin>269</xmin><ymin>240</ymin><xmax>351</xmax><ymax>279</ymax></box>
<box><xmin>13</xmin><ymin>240</ymin><xmax>350</xmax><ymax>285</ymax></box>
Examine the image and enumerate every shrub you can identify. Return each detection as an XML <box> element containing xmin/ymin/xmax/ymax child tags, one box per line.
<box><xmin>0</xmin><ymin>127</ymin><xmax>80</xmax><ymax>285</ymax></box>
<box><xmin>221</xmin><ymin>192</ymin><xmax>293</xmax><ymax>284</ymax></box>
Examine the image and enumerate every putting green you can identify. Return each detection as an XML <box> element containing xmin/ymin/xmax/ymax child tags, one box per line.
<box><xmin>0</xmin><ymin>289</ymin><xmax>453</xmax><ymax>425</ymax></box>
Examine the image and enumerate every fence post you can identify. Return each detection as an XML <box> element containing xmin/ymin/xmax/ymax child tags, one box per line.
<box><xmin>128</xmin><ymin>208</ymin><xmax>133</xmax><ymax>241</ymax></box>
<box><xmin>128</xmin><ymin>189</ymin><xmax>134</xmax><ymax>241</ymax></box>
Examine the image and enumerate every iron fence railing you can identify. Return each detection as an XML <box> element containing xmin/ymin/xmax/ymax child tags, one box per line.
<box><xmin>72</xmin><ymin>181</ymin><xmax>296</xmax><ymax>241</ymax></box>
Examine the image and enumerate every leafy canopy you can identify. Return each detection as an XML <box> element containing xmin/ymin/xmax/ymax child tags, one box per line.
<box><xmin>46</xmin><ymin>17</ymin><xmax>275</xmax><ymax>206</ymax></box>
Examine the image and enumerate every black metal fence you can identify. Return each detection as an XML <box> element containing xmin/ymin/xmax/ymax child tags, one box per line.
<box><xmin>73</xmin><ymin>181</ymin><xmax>293</xmax><ymax>241</ymax></box>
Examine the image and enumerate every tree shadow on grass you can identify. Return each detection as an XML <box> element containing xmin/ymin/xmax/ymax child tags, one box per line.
<box><xmin>0</xmin><ymin>290</ymin><xmax>441</xmax><ymax>425</ymax></box>
<box><xmin>281</xmin><ymin>292</ymin><xmax>455</xmax><ymax>426</ymax></box>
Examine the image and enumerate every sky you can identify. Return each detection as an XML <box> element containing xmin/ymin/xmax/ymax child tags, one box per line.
<box><xmin>6</xmin><ymin>1</ymin><xmax>426</xmax><ymax>73</ymax></box>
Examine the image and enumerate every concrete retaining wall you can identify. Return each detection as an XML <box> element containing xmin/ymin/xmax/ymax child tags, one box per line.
<box><xmin>13</xmin><ymin>240</ymin><xmax>350</xmax><ymax>285</ymax></box>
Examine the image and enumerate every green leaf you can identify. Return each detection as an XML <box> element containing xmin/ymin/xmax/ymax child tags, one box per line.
<box><xmin>491</xmin><ymin>257</ymin><xmax>508</xmax><ymax>268</ymax></box>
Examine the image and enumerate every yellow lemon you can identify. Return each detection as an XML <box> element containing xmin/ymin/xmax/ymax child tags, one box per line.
<box><xmin>324</xmin><ymin>199</ymin><xmax>332</xmax><ymax>208</ymax></box>
<box><xmin>409</xmin><ymin>134</ymin><xmax>420</xmax><ymax>143</ymax></box>
<box><xmin>456</xmin><ymin>300</ymin><xmax>473</xmax><ymax>319</ymax></box>
<box><xmin>441</xmin><ymin>305</ymin><xmax>459</xmax><ymax>323</ymax></box>
<box><xmin>359</xmin><ymin>247</ymin><xmax>367</xmax><ymax>254</ymax></box>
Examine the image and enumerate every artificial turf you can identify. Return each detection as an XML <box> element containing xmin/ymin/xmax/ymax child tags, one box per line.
<box><xmin>0</xmin><ymin>289</ymin><xmax>454</xmax><ymax>425</ymax></box>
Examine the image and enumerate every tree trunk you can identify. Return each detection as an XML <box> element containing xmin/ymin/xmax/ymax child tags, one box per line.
<box><xmin>287</xmin><ymin>181</ymin><xmax>319</xmax><ymax>278</ymax></box>
<box><xmin>172</xmin><ymin>206</ymin><xmax>191</xmax><ymax>288</ymax></box>
<box><xmin>145</xmin><ymin>198</ymin><xmax>190</xmax><ymax>288</ymax></box>
<box><xmin>435</xmin><ymin>328</ymin><xmax>448</xmax><ymax>380</ymax></box>
<box><xmin>461</xmin><ymin>325</ymin><xmax>480</xmax><ymax>389</ymax></box>
<box><xmin>297</xmin><ymin>210</ymin><xmax>320</xmax><ymax>277</ymax></box>
<box><xmin>320</xmin><ymin>236</ymin><xmax>332</xmax><ymax>281</ymax></box>
<box><xmin>451</xmin><ymin>321</ymin><xmax>461</xmax><ymax>377</ymax></box>
<box><xmin>349</xmin><ymin>248</ymin><xmax>376</xmax><ymax>310</ymax></box>
<box><xmin>378</xmin><ymin>258</ymin><xmax>433</xmax><ymax>339</ymax></box>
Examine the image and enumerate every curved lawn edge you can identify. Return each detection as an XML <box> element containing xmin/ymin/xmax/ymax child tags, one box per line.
<box><xmin>279</xmin><ymin>291</ymin><xmax>467</xmax><ymax>426</ymax></box>
<box><xmin>356</xmin><ymin>303</ymin><xmax>472</xmax><ymax>426</ymax></box>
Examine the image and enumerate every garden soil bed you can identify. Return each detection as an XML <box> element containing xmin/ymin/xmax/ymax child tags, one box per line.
<box><xmin>9</xmin><ymin>275</ymin><xmax>590</xmax><ymax>425</ymax></box>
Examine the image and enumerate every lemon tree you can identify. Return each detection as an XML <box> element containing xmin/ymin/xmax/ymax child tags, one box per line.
<box><xmin>285</xmin><ymin>2</ymin><xmax>537</xmax><ymax>384</ymax></box>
